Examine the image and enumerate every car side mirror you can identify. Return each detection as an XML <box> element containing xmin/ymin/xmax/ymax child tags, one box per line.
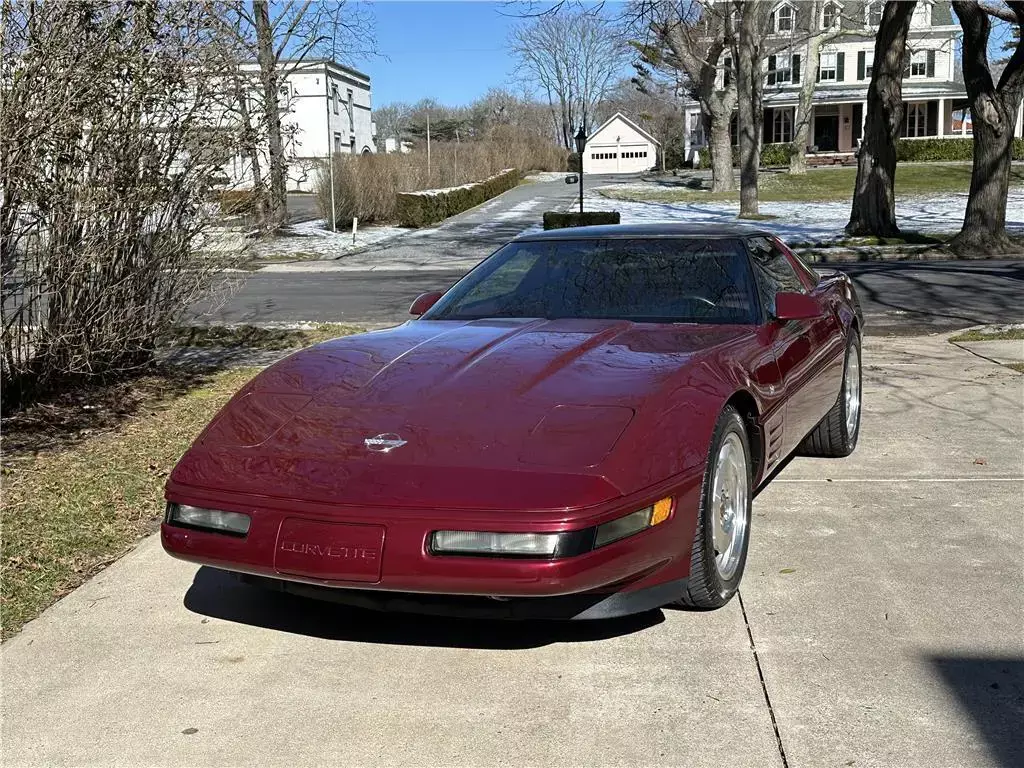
<box><xmin>409</xmin><ymin>291</ymin><xmax>444</xmax><ymax>317</ymax></box>
<box><xmin>773</xmin><ymin>292</ymin><xmax>821</xmax><ymax>321</ymax></box>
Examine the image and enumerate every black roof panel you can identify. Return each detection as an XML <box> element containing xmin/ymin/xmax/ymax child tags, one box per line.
<box><xmin>515</xmin><ymin>222</ymin><xmax>774</xmax><ymax>241</ymax></box>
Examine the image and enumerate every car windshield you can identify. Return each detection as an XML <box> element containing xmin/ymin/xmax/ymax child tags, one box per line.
<box><xmin>423</xmin><ymin>237</ymin><xmax>759</xmax><ymax>324</ymax></box>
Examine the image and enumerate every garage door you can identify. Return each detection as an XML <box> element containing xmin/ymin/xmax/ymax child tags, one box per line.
<box><xmin>586</xmin><ymin>144</ymin><xmax>653</xmax><ymax>174</ymax></box>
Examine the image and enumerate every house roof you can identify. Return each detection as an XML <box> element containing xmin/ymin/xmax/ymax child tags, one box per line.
<box><xmin>587</xmin><ymin>112</ymin><xmax>662</xmax><ymax>146</ymax></box>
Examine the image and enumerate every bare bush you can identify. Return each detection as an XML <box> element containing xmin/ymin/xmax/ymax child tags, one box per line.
<box><xmin>317</xmin><ymin>127</ymin><xmax>567</xmax><ymax>225</ymax></box>
<box><xmin>1</xmin><ymin>0</ymin><xmax>234</xmax><ymax>410</ymax></box>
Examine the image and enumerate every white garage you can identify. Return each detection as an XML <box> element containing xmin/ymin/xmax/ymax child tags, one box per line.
<box><xmin>582</xmin><ymin>112</ymin><xmax>660</xmax><ymax>175</ymax></box>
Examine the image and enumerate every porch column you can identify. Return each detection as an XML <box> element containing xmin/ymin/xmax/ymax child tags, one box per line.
<box><xmin>683</xmin><ymin>110</ymin><xmax>692</xmax><ymax>164</ymax></box>
<box><xmin>1017</xmin><ymin>100</ymin><xmax>1023</xmax><ymax>138</ymax></box>
<box><xmin>937</xmin><ymin>98</ymin><xmax>945</xmax><ymax>137</ymax></box>
<box><xmin>861</xmin><ymin>100</ymin><xmax>868</xmax><ymax>143</ymax></box>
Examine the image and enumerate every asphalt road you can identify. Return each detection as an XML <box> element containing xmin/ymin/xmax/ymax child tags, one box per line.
<box><xmin>198</xmin><ymin>259</ymin><xmax>1024</xmax><ymax>335</ymax></box>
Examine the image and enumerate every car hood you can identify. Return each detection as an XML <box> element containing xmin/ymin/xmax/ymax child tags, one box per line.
<box><xmin>170</xmin><ymin>319</ymin><xmax>750</xmax><ymax>510</ymax></box>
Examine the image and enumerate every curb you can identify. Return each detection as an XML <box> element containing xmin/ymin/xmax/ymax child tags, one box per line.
<box><xmin>794</xmin><ymin>246</ymin><xmax>1024</xmax><ymax>263</ymax></box>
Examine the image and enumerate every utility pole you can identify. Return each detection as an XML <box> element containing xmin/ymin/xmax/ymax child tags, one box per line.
<box><xmin>426</xmin><ymin>110</ymin><xmax>431</xmax><ymax>187</ymax></box>
<box><xmin>325</xmin><ymin>69</ymin><xmax>336</xmax><ymax>231</ymax></box>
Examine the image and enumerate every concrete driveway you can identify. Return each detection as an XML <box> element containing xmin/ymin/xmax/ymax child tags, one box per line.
<box><xmin>2</xmin><ymin>335</ymin><xmax>1021</xmax><ymax>768</ymax></box>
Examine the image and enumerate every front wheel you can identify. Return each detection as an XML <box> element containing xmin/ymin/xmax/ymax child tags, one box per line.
<box><xmin>675</xmin><ymin>406</ymin><xmax>752</xmax><ymax>609</ymax></box>
<box><xmin>799</xmin><ymin>332</ymin><xmax>862</xmax><ymax>458</ymax></box>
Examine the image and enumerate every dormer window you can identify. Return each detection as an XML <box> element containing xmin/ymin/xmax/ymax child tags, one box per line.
<box><xmin>822</xmin><ymin>2</ymin><xmax>840</xmax><ymax>28</ymax></box>
<box><xmin>774</xmin><ymin>3</ymin><xmax>795</xmax><ymax>33</ymax></box>
<box><xmin>911</xmin><ymin>2</ymin><xmax>932</xmax><ymax>27</ymax></box>
<box><xmin>866</xmin><ymin>1</ymin><xmax>883</xmax><ymax>27</ymax></box>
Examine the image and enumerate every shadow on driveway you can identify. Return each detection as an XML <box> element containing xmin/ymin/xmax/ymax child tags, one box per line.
<box><xmin>184</xmin><ymin>565</ymin><xmax>664</xmax><ymax>649</ymax></box>
<box><xmin>928</xmin><ymin>655</ymin><xmax>1024</xmax><ymax>768</ymax></box>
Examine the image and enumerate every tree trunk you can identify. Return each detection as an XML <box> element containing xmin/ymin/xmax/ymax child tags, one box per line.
<box><xmin>845</xmin><ymin>1</ymin><xmax>916</xmax><ymax>236</ymax></box>
<box><xmin>254</xmin><ymin>0</ymin><xmax>288</xmax><ymax>230</ymax></box>
<box><xmin>736</xmin><ymin>6</ymin><xmax>760</xmax><ymax>217</ymax></box>
<box><xmin>707</xmin><ymin>107</ymin><xmax>735</xmax><ymax>192</ymax></box>
<box><xmin>231</xmin><ymin>74</ymin><xmax>266</xmax><ymax>224</ymax></box>
<box><xmin>789</xmin><ymin>7</ymin><xmax>834</xmax><ymax>175</ymax></box>
<box><xmin>950</xmin><ymin>1</ymin><xmax>1024</xmax><ymax>253</ymax></box>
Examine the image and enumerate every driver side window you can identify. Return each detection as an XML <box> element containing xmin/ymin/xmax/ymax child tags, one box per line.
<box><xmin>746</xmin><ymin>236</ymin><xmax>806</xmax><ymax>316</ymax></box>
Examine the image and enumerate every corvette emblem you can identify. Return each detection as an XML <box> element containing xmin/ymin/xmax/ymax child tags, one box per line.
<box><xmin>364</xmin><ymin>433</ymin><xmax>407</xmax><ymax>453</ymax></box>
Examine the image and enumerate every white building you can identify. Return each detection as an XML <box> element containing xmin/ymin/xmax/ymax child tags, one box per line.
<box><xmin>223</xmin><ymin>59</ymin><xmax>377</xmax><ymax>192</ymax></box>
<box><xmin>683</xmin><ymin>0</ymin><xmax>1024</xmax><ymax>164</ymax></box>
<box><xmin>583</xmin><ymin>113</ymin><xmax>661</xmax><ymax>174</ymax></box>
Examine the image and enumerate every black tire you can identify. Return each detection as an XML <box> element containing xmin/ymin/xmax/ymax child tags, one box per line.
<box><xmin>675</xmin><ymin>405</ymin><xmax>752</xmax><ymax>610</ymax></box>
<box><xmin>799</xmin><ymin>332</ymin><xmax>862</xmax><ymax>458</ymax></box>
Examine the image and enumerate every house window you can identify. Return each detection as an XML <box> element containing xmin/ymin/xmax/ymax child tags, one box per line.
<box><xmin>952</xmin><ymin>107</ymin><xmax>973</xmax><ymax>135</ymax></box>
<box><xmin>334</xmin><ymin>132</ymin><xmax>343</xmax><ymax>153</ymax></box>
<box><xmin>823</xmin><ymin>2</ymin><xmax>840</xmax><ymax>28</ymax></box>
<box><xmin>332</xmin><ymin>85</ymin><xmax>339</xmax><ymax>114</ymax></box>
<box><xmin>866</xmin><ymin>1</ymin><xmax>883</xmax><ymax>27</ymax></box>
<box><xmin>773</xmin><ymin>108</ymin><xmax>793</xmax><ymax>143</ymax></box>
<box><xmin>278</xmin><ymin>83</ymin><xmax>290</xmax><ymax>108</ymax></box>
<box><xmin>723</xmin><ymin>56</ymin><xmax>733</xmax><ymax>88</ymax></box>
<box><xmin>769</xmin><ymin>54</ymin><xmax>793</xmax><ymax>85</ymax></box>
<box><xmin>909</xmin><ymin>50</ymin><xmax>928</xmax><ymax>77</ymax></box>
<box><xmin>346</xmin><ymin>89</ymin><xmax>354</xmax><ymax>133</ymax></box>
<box><xmin>820</xmin><ymin>52</ymin><xmax>838</xmax><ymax>81</ymax></box>
<box><xmin>903</xmin><ymin>102</ymin><xmax>928</xmax><ymax>137</ymax></box>
<box><xmin>775</xmin><ymin>4</ymin><xmax>794</xmax><ymax>33</ymax></box>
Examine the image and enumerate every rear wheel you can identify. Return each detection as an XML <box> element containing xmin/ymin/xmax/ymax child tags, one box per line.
<box><xmin>799</xmin><ymin>332</ymin><xmax>862</xmax><ymax>458</ymax></box>
<box><xmin>676</xmin><ymin>406</ymin><xmax>752</xmax><ymax>609</ymax></box>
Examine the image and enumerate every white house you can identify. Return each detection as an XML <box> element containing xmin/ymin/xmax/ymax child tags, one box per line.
<box><xmin>583</xmin><ymin>113</ymin><xmax>661</xmax><ymax>174</ymax></box>
<box><xmin>223</xmin><ymin>59</ymin><xmax>377</xmax><ymax>192</ymax></box>
<box><xmin>682</xmin><ymin>0</ymin><xmax>1024</xmax><ymax>164</ymax></box>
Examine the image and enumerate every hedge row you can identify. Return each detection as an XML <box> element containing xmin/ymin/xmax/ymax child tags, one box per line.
<box><xmin>542</xmin><ymin>211</ymin><xmax>621</xmax><ymax>230</ymax></box>
<box><xmin>698</xmin><ymin>138</ymin><xmax>1024</xmax><ymax>167</ymax></box>
<box><xmin>895</xmin><ymin>137</ymin><xmax>1024</xmax><ymax>162</ymax></box>
<box><xmin>698</xmin><ymin>143</ymin><xmax>794</xmax><ymax>169</ymax></box>
<box><xmin>395</xmin><ymin>168</ymin><xmax>521</xmax><ymax>228</ymax></box>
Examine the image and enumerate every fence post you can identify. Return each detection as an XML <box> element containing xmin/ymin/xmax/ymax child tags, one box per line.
<box><xmin>352</xmin><ymin>216</ymin><xmax>358</xmax><ymax>245</ymax></box>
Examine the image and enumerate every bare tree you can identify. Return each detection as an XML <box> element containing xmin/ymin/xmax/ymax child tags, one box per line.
<box><xmin>785</xmin><ymin>1</ymin><xmax>847</xmax><ymax>174</ymax></box>
<box><xmin>374</xmin><ymin>102</ymin><xmax>412</xmax><ymax>150</ymax></box>
<box><xmin>1</xmin><ymin>0</ymin><xmax>235</xmax><ymax>408</ymax></box>
<box><xmin>214</xmin><ymin>1</ymin><xmax>375</xmax><ymax>230</ymax></box>
<box><xmin>950</xmin><ymin>1</ymin><xmax>1024</xmax><ymax>252</ymax></box>
<box><xmin>846</xmin><ymin>1</ymin><xmax>917</xmax><ymax>236</ymax></box>
<box><xmin>734</xmin><ymin>1</ymin><xmax>772</xmax><ymax>217</ymax></box>
<box><xmin>510</xmin><ymin>9</ymin><xmax>629</xmax><ymax>148</ymax></box>
<box><xmin>631</xmin><ymin>1</ymin><xmax>737</xmax><ymax>192</ymax></box>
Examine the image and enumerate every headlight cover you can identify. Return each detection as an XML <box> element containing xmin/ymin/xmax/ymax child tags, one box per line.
<box><xmin>430</xmin><ymin>530</ymin><xmax>562</xmax><ymax>557</ymax></box>
<box><xmin>594</xmin><ymin>497</ymin><xmax>673</xmax><ymax>549</ymax></box>
<box><xmin>166</xmin><ymin>503</ymin><xmax>251</xmax><ymax>536</ymax></box>
<box><xmin>430</xmin><ymin>497</ymin><xmax>673</xmax><ymax>559</ymax></box>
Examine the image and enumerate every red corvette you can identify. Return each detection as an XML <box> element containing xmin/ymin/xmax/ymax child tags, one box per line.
<box><xmin>163</xmin><ymin>224</ymin><xmax>863</xmax><ymax>619</ymax></box>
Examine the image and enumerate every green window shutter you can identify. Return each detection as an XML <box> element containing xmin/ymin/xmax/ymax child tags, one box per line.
<box><xmin>836</xmin><ymin>52</ymin><xmax>845</xmax><ymax>81</ymax></box>
<box><xmin>927</xmin><ymin>49</ymin><xmax>936</xmax><ymax>78</ymax></box>
<box><xmin>724</xmin><ymin>56</ymin><xmax>732</xmax><ymax>88</ymax></box>
<box><xmin>768</xmin><ymin>54</ymin><xmax>777</xmax><ymax>86</ymax></box>
<box><xmin>792</xmin><ymin>54</ymin><xmax>801</xmax><ymax>83</ymax></box>
<box><xmin>927</xmin><ymin>101</ymin><xmax>938</xmax><ymax>135</ymax></box>
<box><xmin>857</xmin><ymin>51</ymin><xmax>866</xmax><ymax>80</ymax></box>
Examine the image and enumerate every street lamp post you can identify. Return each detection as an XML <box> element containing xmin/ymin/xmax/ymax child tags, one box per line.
<box><xmin>574</xmin><ymin>124</ymin><xmax>587</xmax><ymax>214</ymax></box>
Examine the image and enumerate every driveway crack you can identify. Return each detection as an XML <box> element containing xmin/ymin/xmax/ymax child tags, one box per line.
<box><xmin>738</xmin><ymin>590</ymin><xmax>790</xmax><ymax>768</ymax></box>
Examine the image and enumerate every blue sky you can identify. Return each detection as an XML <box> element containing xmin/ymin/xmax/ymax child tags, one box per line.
<box><xmin>353</xmin><ymin>1</ymin><xmax>626</xmax><ymax>107</ymax></box>
<box><xmin>354</xmin><ymin>1</ymin><xmax>529</xmax><ymax>106</ymax></box>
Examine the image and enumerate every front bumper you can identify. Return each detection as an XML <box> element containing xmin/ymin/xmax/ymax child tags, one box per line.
<box><xmin>162</xmin><ymin>466</ymin><xmax>702</xmax><ymax>605</ymax></box>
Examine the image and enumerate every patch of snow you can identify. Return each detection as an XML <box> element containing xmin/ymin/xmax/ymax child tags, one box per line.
<box><xmin>405</xmin><ymin>169</ymin><xmax>516</xmax><ymax>197</ymax></box>
<box><xmin>251</xmin><ymin>220</ymin><xmax>410</xmax><ymax>260</ymax></box>
<box><xmin>584</xmin><ymin>189</ymin><xmax>1024</xmax><ymax>243</ymax></box>
<box><xmin>465</xmin><ymin>199</ymin><xmax>545</xmax><ymax>236</ymax></box>
<box><xmin>524</xmin><ymin>171</ymin><xmax>572</xmax><ymax>183</ymax></box>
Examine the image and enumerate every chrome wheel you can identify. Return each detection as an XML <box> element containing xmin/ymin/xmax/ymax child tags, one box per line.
<box><xmin>710</xmin><ymin>432</ymin><xmax>749</xmax><ymax>581</ymax></box>
<box><xmin>845</xmin><ymin>343</ymin><xmax>861</xmax><ymax>439</ymax></box>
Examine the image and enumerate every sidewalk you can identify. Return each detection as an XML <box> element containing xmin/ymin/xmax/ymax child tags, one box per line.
<box><xmin>2</xmin><ymin>335</ymin><xmax>1021</xmax><ymax>767</ymax></box>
